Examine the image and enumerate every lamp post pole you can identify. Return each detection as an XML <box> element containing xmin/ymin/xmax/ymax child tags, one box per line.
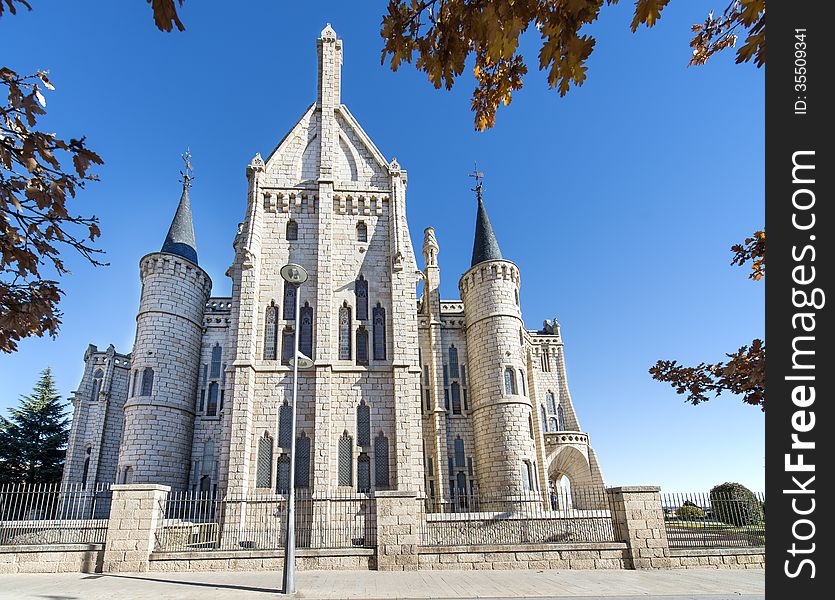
<box><xmin>279</xmin><ymin>263</ymin><xmax>309</xmax><ymax>595</ymax></box>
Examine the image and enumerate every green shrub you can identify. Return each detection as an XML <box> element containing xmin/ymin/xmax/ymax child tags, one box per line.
<box><xmin>675</xmin><ymin>503</ymin><xmax>705</xmax><ymax>520</ymax></box>
<box><xmin>710</xmin><ymin>482</ymin><xmax>762</xmax><ymax>526</ymax></box>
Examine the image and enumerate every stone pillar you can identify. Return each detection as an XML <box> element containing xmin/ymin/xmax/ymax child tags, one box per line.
<box><xmin>374</xmin><ymin>490</ymin><xmax>421</xmax><ymax>571</ymax></box>
<box><xmin>608</xmin><ymin>486</ymin><xmax>671</xmax><ymax>569</ymax></box>
<box><xmin>102</xmin><ymin>484</ymin><xmax>170</xmax><ymax>573</ymax></box>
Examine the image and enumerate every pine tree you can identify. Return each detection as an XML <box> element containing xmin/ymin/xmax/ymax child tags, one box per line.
<box><xmin>0</xmin><ymin>367</ymin><xmax>69</xmax><ymax>484</ymax></box>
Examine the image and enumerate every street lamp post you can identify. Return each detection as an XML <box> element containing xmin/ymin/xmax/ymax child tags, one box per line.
<box><xmin>279</xmin><ymin>263</ymin><xmax>312</xmax><ymax>595</ymax></box>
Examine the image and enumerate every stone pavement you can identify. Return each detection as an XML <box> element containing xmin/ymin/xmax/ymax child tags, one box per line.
<box><xmin>0</xmin><ymin>568</ymin><xmax>764</xmax><ymax>599</ymax></box>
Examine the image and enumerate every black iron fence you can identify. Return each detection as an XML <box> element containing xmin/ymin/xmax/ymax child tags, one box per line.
<box><xmin>421</xmin><ymin>487</ymin><xmax>619</xmax><ymax>546</ymax></box>
<box><xmin>662</xmin><ymin>491</ymin><xmax>765</xmax><ymax>549</ymax></box>
<box><xmin>0</xmin><ymin>482</ymin><xmax>112</xmax><ymax>545</ymax></box>
<box><xmin>155</xmin><ymin>488</ymin><xmax>376</xmax><ymax>552</ymax></box>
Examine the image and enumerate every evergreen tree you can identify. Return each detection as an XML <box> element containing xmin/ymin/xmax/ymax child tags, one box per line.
<box><xmin>0</xmin><ymin>367</ymin><xmax>69</xmax><ymax>484</ymax></box>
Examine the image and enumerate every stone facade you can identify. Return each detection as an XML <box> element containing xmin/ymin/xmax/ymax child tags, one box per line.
<box><xmin>62</xmin><ymin>25</ymin><xmax>603</xmax><ymax>507</ymax></box>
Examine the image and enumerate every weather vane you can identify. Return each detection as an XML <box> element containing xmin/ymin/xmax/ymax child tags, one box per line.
<box><xmin>469</xmin><ymin>164</ymin><xmax>484</xmax><ymax>201</ymax></box>
<box><xmin>180</xmin><ymin>147</ymin><xmax>194</xmax><ymax>189</ymax></box>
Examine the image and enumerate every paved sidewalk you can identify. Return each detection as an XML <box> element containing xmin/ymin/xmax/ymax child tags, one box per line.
<box><xmin>0</xmin><ymin>568</ymin><xmax>764</xmax><ymax>599</ymax></box>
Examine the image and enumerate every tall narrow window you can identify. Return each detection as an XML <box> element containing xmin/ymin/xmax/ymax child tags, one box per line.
<box><xmin>357</xmin><ymin>400</ymin><xmax>371</xmax><ymax>447</ymax></box>
<box><xmin>425</xmin><ymin>389</ymin><xmax>431</xmax><ymax>411</ymax></box>
<box><xmin>283</xmin><ymin>281</ymin><xmax>296</xmax><ymax>320</ymax></box>
<box><xmin>286</xmin><ymin>219</ymin><xmax>298</xmax><ymax>241</ymax></box>
<box><xmin>528</xmin><ymin>414</ymin><xmax>534</xmax><ymax>438</ymax></box>
<box><xmin>521</xmin><ymin>462</ymin><xmax>531</xmax><ymax>491</ymax></box>
<box><xmin>279</xmin><ymin>400</ymin><xmax>292</xmax><ymax>449</ymax></box>
<box><xmin>199</xmin><ymin>364</ymin><xmax>208</xmax><ymax>411</ymax></box>
<box><xmin>264</xmin><ymin>302</ymin><xmax>278</xmax><ymax>359</ymax></box>
<box><xmin>462</xmin><ymin>389</ymin><xmax>468</xmax><ymax>411</ymax></box>
<box><xmin>546</xmin><ymin>391</ymin><xmax>557</xmax><ymax>414</ymax></box>
<box><xmin>451</xmin><ymin>382</ymin><xmax>461</xmax><ymax>415</ymax></box>
<box><xmin>372</xmin><ymin>304</ymin><xmax>386</xmax><ymax>360</ymax></box>
<box><xmin>557</xmin><ymin>404</ymin><xmax>566</xmax><ymax>431</ymax></box>
<box><xmin>356</xmin><ymin>326</ymin><xmax>369</xmax><ymax>365</ymax></box>
<box><xmin>453</xmin><ymin>437</ymin><xmax>465</xmax><ymax>468</ymax></box>
<box><xmin>256</xmin><ymin>433</ymin><xmax>273</xmax><ymax>488</ymax></box>
<box><xmin>300</xmin><ymin>302</ymin><xmax>313</xmax><ymax>359</ymax></box>
<box><xmin>355</xmin><ymin>276</ymin><xmax>368</xmax><ymax>320</ymax></box>
<box><xmin>443</xmin><ymin>388</ymin><xmax>449</xmax><ymax>411</ymax></box>
<box><xmin>295</xmin><ymin>432</ymin><xmax>310</xmax><ymax>488</ymax></box>
<box><xmin>131</xmin><ymin>370</ymin><xmax>139</xmax><ymax>396</ymax></box>
<box><xmin>448</xmin><ymin>346</ymin><xmax>459</xmax><ymax>378</ymax></box>
<box><xmin>281</xmin><ymin>327</ymin><xmax>294</xmax><ymax>365</ymax></box>
<box><xmin>423</xmin><ymin>365</ymin><xmax>429</xmax><ymax>386</ymax></box>
<box><xmin>504</xmin><ymin>367</ymin><xmax>516</xmax><ymax>395</ymax></box>
<box><xmin>357</xmin><ymin>453</ymin><xmax>370</xmax><ymax>492</ymax></box>
<box><xmin>338</xmin><ymin>431</ymin><xmax>353</xmax><ymax>486</ymax></box>
<box><xmin>210</xmin><ymin>344</ymin><xmax>222</xmax><ymax>378</ymax></box>
<box><xmin>338</xmin><ymin>303</ymin><xmax>352</xmax><ymax>360</ymax></box>
<box><xmin>206</xmin><ymin>382</ymin><xmax>219</xmax><ymax>416</ymax></box>
<box><xmin>442</xmin><ymin>365</ymin><xmax>448</xmax><ymax>386</ymax></box>
<box><xmin>540</xmin><ymin>405</ymin><xmax>547</xmax><ymax>430</ymax></box>
<box><xmin>518</xmin><ymin>369</ymin><xmax>526</xmax><ymax>396</ymax></box>
<box><xmin>548</xmin><ymin>417</ymin><xmax>558</xmax><ymax>432</ymax></box>
<box><xmin>91</xmin><ymin>369</ymin><xmax>103</xmax><ymax>401</ymax></box>
<box><xmin>276</xmin><ymin>454</ymin><xmax>291</xmax><ymax>493</ymax></box>
<box><xmin>81</xmin><ymin>447</ymin><xmax>91</xmax><ymax>487</ymax></box>
<box><xmin>356</xmin><ymin>221</ymin><xmax>368</xmax><ymax>242</ymax></box>
<box><xmin>141</xmin><ymin>367</ymin><xmax>154</xmax><ymax>396</ymax></box>
<box><xmin>374</xmin><ymin>431</ymin><xmax>390</xmax><ymax>488</ymax></box>
<box><xmin>460</xmin><ymin>365</ymin><xmax>467</xmax><ymax>387</ymax></box>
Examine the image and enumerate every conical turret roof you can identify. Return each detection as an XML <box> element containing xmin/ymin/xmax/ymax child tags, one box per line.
<box><xmin>471</xmin><ymin>195</ymin><xmax>503</xmax><ymax>267</ymax></box>
<box><xmin>161</xmin><ymin>185</ymin><xmax>198</xmax><ymax>265</ymax></box>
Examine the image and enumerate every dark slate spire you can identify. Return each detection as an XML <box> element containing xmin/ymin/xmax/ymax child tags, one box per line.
<box><xmin>470</xmin><ymin>171</ymin><xmax>503</xmax><ymax>267</ymax></box>
<box><xmin>161</xmin><ymin>150</ymin><xmax>199</xmax><ymax>265</ymax></box>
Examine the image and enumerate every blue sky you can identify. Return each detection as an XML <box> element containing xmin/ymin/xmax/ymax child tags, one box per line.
<box><xmin>0</xmin><ymin>1</ymin><xmax>763</xmax><ymax>492</ymax></box>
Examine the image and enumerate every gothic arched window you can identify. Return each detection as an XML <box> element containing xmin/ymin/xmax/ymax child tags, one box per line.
<box><xmin>131</xmin><ymin>370</ymin><xmax>139</xmax><ymax>397</ymax></box>
<box><xmin>540</xmin><ymin>405</ymin><xmax>547</xmax><ymax>430</ymax></box>
<box><xmin>357</xmin><ymin>400</ymin><xmax>370</xmax><ymax>447</ymax></box>
<box><xmin>300</xmin><ymin>302</ymin><xmax>313</xmax><ymax>359</ymax></box>
<box><xmin>279</xmin><ymin>400</ymin><xmax>292</xmax><ymax>449</ymax></box>
<box><xmin>338</xmin><ymin>303</ymin><xmax>352</xmax><ymax>360</ymax></box>
<box><xmin>283</xmin><ymin>281</ymin><xmax>296</xmax><ymax>320</ymax></box>
<box><xmin>546</xmin><ymin>391</ymin><xmax>557</xmax><ymax>414</ymax></box>
<box><xmin>357</xmin><ymin>453</ymin><xmax>370</xmax><ymax>492</ymax></box>
<box><xmin>448</xmin><ymin>346</ymin><xmax>459</xmax><ymax>378</ymax></box>
<box><xmin>528</xmin><ymin>414</ymin><xmax>534</xmax><ymax>439</ymax></box>
<box><xmin>453</xmin><ymin>437</ymin><xmax>465</xmax><ymax>468</ymax></box>
<box><xmin>451</xmin><ymin>382</ymin><xmax>461</xmax><ymax>415</ymax></box>
<box><xmin>557</xmin><ymin>404</ymin><xmax>566</xmax><ymax>431</ymax></box>
<box><xmin>295</xmin><ymin>432</ymin><xmax>310</xmax><ymax>488</ymax></box>
<box><xmin>276</xmin><ymin>454</ymin><xmax>291</xmax><ymax>493</ymax></box>
<box><xmin>286</xmin><ymin>219</ymin><xmax>298</xmax><ymax>241</ymax></box>
<box><xmin>281</xmin><ymin>327</ymin><xmax>294</xmax><ymax>365</ymax></box>
<box><xmin>548</xmin><ymin>417</ymin><xmax>558</xmax><ymax>432</ymax></box>
<box><xmin>374</xmin><ymin>431</ymin><xmax>390</xmax><ymax>489</ymax></box>
<box><xmin>81</xmin><ymin>447</ymin><xmax>91</xmax><ymax>487</ymax></box>
<box><xmin>141</xmin><ymin>367</ymin><xmax>154</xmax><ymax>396</ymax></box>
<box><xmin>206</xmin><ymin>382</ymin><xmax>219</xmax><ymax>416</ymax></box>
<box><xmin>256</xmin><ymin>433</ymin><xmax>273</xmax><ymax>488</ymax></box>
<box><xmin>355</xmin><ymin>276</ymin><xmax>368</xmax><ymax>321</ymax></box>
<box><xmin>356</xmin><ymin>326</ymin><xmax>369</xmax><ymax>365</ymax></box>
<box><xmin>357</xmin><ymin>221</ymin><xmax>368</xmax><ymax>242</ymax></box>
<box><xmin>210</xmin><ymin>343</ymin><xmax>222</xmax><ymax>378</ymax></box>
<box><xmin>541</xmin><ymin>350</ymin><xmax>551</xmax><ymax>372</ymax></box>
<box><xmin>338</xmin><ymin>431</ymin><xmax>353</xmax><ymax>486</ymax></box>
<box><xmin>372</xmin><ymin>304</ymin><xmax>386</xmax><ymax>361</ymax></box>
<box><xmin>504</xmin><ymin>367</ymin><xmax>516</xmax><ymax>395</ymax></box>
<box><xmin>91</xmin><ymin>369</ymin><xmax>103</xmax><ymax>401</ymax></box>
<box><xmin>264</xmin><ymin>302</ymin><xmax>278</xmax><ymax>360</ymax></box>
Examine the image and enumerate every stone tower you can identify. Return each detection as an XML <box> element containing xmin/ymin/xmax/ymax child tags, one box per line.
<box><xmin>117</xmin><ymin>174</ymin><xmax>212</xmax><ymax>489</ymax></box>
<box><xmin>459</xmin><ymin>185</ymin><xmax>538</xmax><ymax>495</ymax></box>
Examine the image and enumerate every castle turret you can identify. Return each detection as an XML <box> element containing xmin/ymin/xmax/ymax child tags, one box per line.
<box><xmin>459</xmin><ymin>181</ymin><xmax>537</xmax><ymax>495</ymax></box>
<box><xmin>117</xmin><ymin>160</ymin><xmax>212</xmax><ymax>489</ymax></box>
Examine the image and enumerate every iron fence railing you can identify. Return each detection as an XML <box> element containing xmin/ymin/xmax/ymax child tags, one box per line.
<box><xmin>662</xmin><ymin>491</ymin><xmax>765</xmax><ymax>549</ymax></box>
<box><xmin>0</xmin><ymin>482</ymin><xmax>112</xmax><ymax>546</ymax></box>
<box><xmin>155</xmin><ymin>488</ymin><xmax>376</xmax><ymax>552</ymax></box>
<box><xmin>421</xmin><ymin>487</ymin><xmax>619</xmax><ymax>546</ymax></box>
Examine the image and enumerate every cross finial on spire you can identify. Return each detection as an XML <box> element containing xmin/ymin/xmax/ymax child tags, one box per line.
<box><xmin>469</xmin><ymin>164</ymin><xmax>484</xmax><ymax>202</ymax></box>
<box><xmin>180</xmin><ymin>147</ymin><xmax>194</xmax><ymax>190</ymax></box>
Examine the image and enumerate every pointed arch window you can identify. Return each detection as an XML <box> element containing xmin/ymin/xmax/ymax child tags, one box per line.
<box><xmin>210</xmin><ymin>343</ymin><xmax>222</xmax><ymax>378</ymax></box>
<box><xmin>546</xmin><ymin>391</ymin><xmax>557</xmax><ymax>414</ymax></box>
<box><xmin>518</xmin><ymin>369</ymin><xmax>526</xmax><ymax>396</ymax></box>
<box><xmin>451</xmin><ymin>382</ymin><xmax>462</xmax><ymax>415</ymax></box>
<box><xmin>548</xmin><ymin>417</ymin><xmax>558</xmax><ymax>432</ymax></box>
<box><xmin>357</xmin><ymin>400</ymin><xmax>371</xmax><ymax>447</ymax></box>
<box><xmin>448</xmin><ymin>346</ymin><xmax>459</xmax><ymax>378</ymax></box>
<box><xmin>374</xmin><ymin>431</ymin><xmax>390</xmax><ymax>488</ymax></box>
<box><xmin>81</xmin><ymin>447</ymin><xmax>91</xmax><ymax>487</ymax></box>
<box><xmin>557</xmin><ymin>404</ymin><xmax>566</xmax><ymax>431</ymax></box>
<box><xmin>528</xmin><ymin>414</ymin><xmax>534</xmax><ymax>438</ymax></box>
<box><xmin>339</xmin><ymin>303</ymin><xmax>352</xmax><ymax>360</ymax></box>
<box><xmin>264</xmin><ymin>302</ymin><xmax>278</xmax><ymax>359</ymax></box>
<box><xmin>356</xmin><ymin>326</ymin><xmax>369</xmax><ymax>365</ymax></box>
<box><xmin>372</xmin><ymin>304</ymin><xmax>386</xmax><ymax>360</ymax></box>
<box><xmin>453</xmin><ymin>437</ymin><xmax>465</xmax><ymax>468</ymax></box>
<box><xmin>91</xmin><ymin>369</ymin><xmax>104</xmax><ymax>401</ymax></box>
<box><xmin>357</xmin><ymin>453</ymin><xmax>371</xmax><ymax>492</ymax></box>
<box><xmin>279</xmin><ymin>400</ymin><xmax>292</xmax><ymax>449</ymax></box>
<box><xmin>256</xmin><ymin>433</ymin><xmax>273</xmax><ymax>488</ymax></box>
<box><xmin>300</xmin><ymin>302</ymin><xmax>313</xmax><ymax>359</ymax></box>
<box><xmin>462</xmin><ymin>389</ymin><xmax>468</xmax><ymax>411</ymax></box>
<box><xmin>338</xmin><ymin>431</ymin><xmax>353</xmax><ymax>486</ymax></box>
<box><xmin>206</xmin><ymin>382</ymin><xmax>219</xmax><ymax>416</ymax></box>
<box><xmin>141</xmin><ymin>367</ymin><xmax>154</xmax><ymax>396</ymax></box>
<box><xmin>276</xmin><ymin>454</ymin><xmax>291</xmax><ymax>493</ymax></box>
<box><xmin>286</xmin><ymin>219</ymin><xmax>298</xmax><ymax>241</ymax></box>
<box><xmin>295</xmin><ymin>432</ymin><xmax>311</xmax><ymax>488</ymax></box>
<box><xmin>283</xmin><ymin>281</ymin><xmax>296</xmax><ymax>320</ymax></box>
<box><xmin>541</xmin><ymin>350</ymin><xmax>551</xmax><ymax>372</ymax></box>
<box><xmin>355</xmin><ymin>276</ymin><xmax>369</xmax><ymax>321</ymax></box>
<box><xmin>357</xmin><ymin>221</ymin><xmax>368</xmax><ymax>242</ymax></box>
<box><xmin>504</xmin><ymin>367</ymin><xmax>516</xmax><ymax>395</ymax></box>
<box><xmin>540</xmin><ymin>405</ymin><xmax>547</xmax><ymax>430</ymax></box>
<box><xmin>131</xmin><ymin>370</ymin><xmax>139</xmax><ymax>397</ymax></box>
<box><xmin>281</xmin><ymin>327</ymin><xmax>294</xmax><ymax>365</ymax></box>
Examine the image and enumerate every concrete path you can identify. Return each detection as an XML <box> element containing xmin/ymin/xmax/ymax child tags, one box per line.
<box><xmin>0</xmin><ymin>569</ymin><xmax>764</xmax><ymax>599</ymax></box>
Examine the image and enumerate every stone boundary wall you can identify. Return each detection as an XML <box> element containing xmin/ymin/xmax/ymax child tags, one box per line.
<box><xmin>149</xmin><ymin>547</ymin><xmax>374</xmax><ymax>572</ymax></box>
<box><xmin>418</xmin><ymin>542</ymin><xmax>628</xmax><ymax>570</ymax></box>
<box><xmin>0</xmin><ymin>543</ymin><xmax>104</xmax><ymax>574</ymax></box>
<box><xmin>669</xmin><ymin>547</ymin><xmax>764</xmax><ymax>570</ymax></box>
